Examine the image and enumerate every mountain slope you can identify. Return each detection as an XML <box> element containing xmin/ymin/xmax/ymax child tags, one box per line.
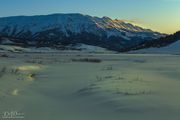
<box><xmin>129</xmin><ymin>40</ymin><xmax>180</xmax><ymax>54</ymax></box>
<box><xmin>129</xmin><ymin>31</ymin><xmax>180</xmax><ymax>54</ymax></box>
<box><xmin>130</xmin><ymin>31</ymin><xmax>180</xmax><ymax>49</ymax></box>
<box><xmin>0</xmin><ymin>13</ymin><xmax>163</xmax><ymax>51</ymax></box>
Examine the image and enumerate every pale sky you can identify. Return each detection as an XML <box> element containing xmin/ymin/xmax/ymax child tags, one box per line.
<box><xmin>0</xmin><ymin>0</ymin><xmax>179</xmax><ymax>34</ymax></box>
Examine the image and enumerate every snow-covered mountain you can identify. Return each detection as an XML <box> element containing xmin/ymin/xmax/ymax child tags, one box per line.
<box><xmin>0</xmin><ymin>13</ymin><xmax>164</xmax><ymax>51</ymax></box>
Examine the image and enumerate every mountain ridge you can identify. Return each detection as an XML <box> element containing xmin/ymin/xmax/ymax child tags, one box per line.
<box><xmin>0</xmin><ymin>13</ymin><xmax>164</xmax><ymax>51</ymax></box>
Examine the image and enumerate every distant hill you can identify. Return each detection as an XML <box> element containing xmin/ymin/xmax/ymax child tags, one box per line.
<box><xmin>129</xmin><ymin>31</ymin><xmax>180</xmax><ymax>54</ymax></box>
<box><xmin>129</xmin><ymin>31</ymin><xmax>180</xmax><ymax>50</ymax></box>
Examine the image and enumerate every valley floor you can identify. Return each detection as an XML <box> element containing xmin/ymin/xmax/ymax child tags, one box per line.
<box><xmin>0</xmin><ymin>52</ymin><xmax>180</xmax><ymax>120</ymax></box>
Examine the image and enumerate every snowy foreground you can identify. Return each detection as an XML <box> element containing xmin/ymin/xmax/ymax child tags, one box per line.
<box><xmin>0</xmin><ymin>52</ymin><xmax>180</xmax><ymax>120</ymax></box>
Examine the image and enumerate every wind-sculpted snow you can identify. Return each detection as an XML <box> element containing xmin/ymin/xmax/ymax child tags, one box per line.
<box><xmin>1</xmin><ymin>53</ymin><xmax>180</xmax><ymax>120</ymax></box>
